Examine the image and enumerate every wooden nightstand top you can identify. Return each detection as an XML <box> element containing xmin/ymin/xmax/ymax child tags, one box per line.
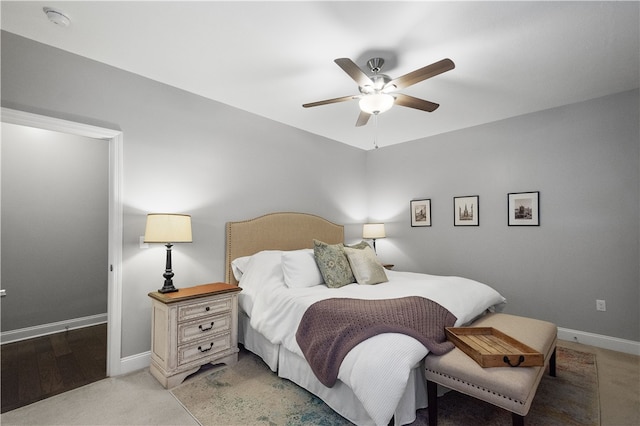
<box><xmin>148</xmin><ymin>282</ymin><xmax>241</xmax><ymax>304</ymax></box>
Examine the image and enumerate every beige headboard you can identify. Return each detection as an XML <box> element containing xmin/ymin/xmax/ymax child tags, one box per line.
<box><xmin>225</xmin><ymin>212</ymin><xmax>344</xmax><ymax>285</ymax></box>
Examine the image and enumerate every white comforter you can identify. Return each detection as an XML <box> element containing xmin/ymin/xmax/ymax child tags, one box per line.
<box><xmin>237</xmin><ymin>250</ymin><xmax>506</xmax><ymax>426</ymax></box>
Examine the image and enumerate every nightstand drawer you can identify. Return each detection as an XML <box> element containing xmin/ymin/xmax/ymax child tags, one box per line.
<box><xmin>178</xmin><ymin>313</ymin><xmax>231</xmax><ymax>344</ymax></box>
<box><xmin>178</xmin><ymin>333</ymin><xmax>231</xmax><ymax>366</ymax></box>
<box><xmin>178</xmin><ymin>297</ymin><xmax>232</xmax><ymax>322</ymax></box>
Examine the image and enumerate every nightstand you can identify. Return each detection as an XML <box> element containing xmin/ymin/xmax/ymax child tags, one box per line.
<box><xmin>148</xmin><ymin>282</ymin><xmax>241</xmax><ymax>388</ymax></box>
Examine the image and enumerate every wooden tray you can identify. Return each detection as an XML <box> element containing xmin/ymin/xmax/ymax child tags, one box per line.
<box><xmin>445</xmin><ymin>327</ymin><xmax>544</xmax><ymax>368</ymax></box>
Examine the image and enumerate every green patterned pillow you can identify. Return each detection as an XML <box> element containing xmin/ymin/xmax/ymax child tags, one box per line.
<box><xmin>313</xmin><ymin>239</ymin><xmax>355</xmax><ymax>288</ymax></box>
<box><xmin>343</xmin><ymin>245</ymin><xmax>388</xmax><ymax>285</ymax></box>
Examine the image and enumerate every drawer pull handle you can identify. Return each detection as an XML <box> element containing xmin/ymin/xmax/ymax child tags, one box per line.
<box><xmin>199</xmin><ymin>322</ymin><xmax>214</xmax><ymax>332</ymax></box>
<box><xmin>205</xmin><ymin>306</ymin><xmax>210</xmax><ymax>312</ymax></box>
<box><xmin>503</xmin><ymin>355</ymin><xmax>525</xmax><ymax>367</ymax></box>
<box><xmin>198</xmin><ymin>343</ymin><xmax>214</xmax><ymax>353</ymax></box>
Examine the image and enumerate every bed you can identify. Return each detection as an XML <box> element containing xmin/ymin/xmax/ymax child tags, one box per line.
<box><xmin>225</xmin><ymin>212</ymin><xmax>506</xmax><ymax>426</ymax></box>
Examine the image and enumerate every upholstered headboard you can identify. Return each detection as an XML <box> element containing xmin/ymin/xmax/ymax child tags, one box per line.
<box><xmin>225</xmin><ymin>212</ymin><xmax>344</xmax><ymax>285</ymax></box>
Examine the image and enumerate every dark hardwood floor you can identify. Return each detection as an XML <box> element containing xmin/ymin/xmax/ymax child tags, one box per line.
<box><xmin>1</xmin><ymin>323</ymin><xmax>107</xmax><ymax>413</ymax></box>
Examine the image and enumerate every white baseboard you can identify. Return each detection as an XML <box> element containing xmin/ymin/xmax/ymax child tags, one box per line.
<box><xmin>119</xmin><ymin>351</ymin><xmax>151</xmax><ymax>376</ymax></box>
<box><xmin>4</xmin><ymin>318</ymin><xmax>636</xmax><ymax>375</ymax></box>
<box><xmin>116</xmin><ymin>329</ymin><xmax>639</xmax><ymax>380</ymax></box>
<box><xmin>558</xmin><ymin>327</ymin><xmax>640</xmax><ymax>356</ymax></box>
<box><xmin>0</xmin><ymin>313</ymin><xmax>108</xmax><ymax>345</ymax></box>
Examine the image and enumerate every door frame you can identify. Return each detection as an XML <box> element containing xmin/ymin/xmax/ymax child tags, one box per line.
<box><xmin>1</xmin><ymin>107</ymin><xmax>123</xmax><ymax>376</ymax></box>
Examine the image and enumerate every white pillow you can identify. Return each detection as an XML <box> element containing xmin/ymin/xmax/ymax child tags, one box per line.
<box><xmin>231</xmin><ymin>255</ymin><xmax>252</xmax><ymax>281</ymax></box>
<box><xmin>235</xmin><ymin>250</ymin><xmax>284</xmax><ymax>314</ymax></box>
<box><xmin>282</xmin><ymin>249</ymin><xmax>324</xmax><ymax>288</ymax></box>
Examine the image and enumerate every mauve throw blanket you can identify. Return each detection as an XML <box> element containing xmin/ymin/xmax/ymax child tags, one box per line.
<box><xmin>296</xmin><ymin>296</ymin><xmax>457</xmax><ymax>387</ymax></box>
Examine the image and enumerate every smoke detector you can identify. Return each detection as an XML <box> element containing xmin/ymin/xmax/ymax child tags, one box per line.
<box><xmin>43</xmin><ymin>7</ymin><xmax>71</xmax><ymax>27</ymax></box>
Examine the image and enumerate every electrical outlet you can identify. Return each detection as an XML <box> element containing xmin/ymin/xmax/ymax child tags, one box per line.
<box><xmin>596</xmin><ymin>299</ymin><xmax>606</xmax><ymax>311</ymax></box>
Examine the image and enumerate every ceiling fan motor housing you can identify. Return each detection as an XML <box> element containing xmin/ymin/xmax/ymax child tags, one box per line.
<box><xmin>367</xmin><ymin>57</ymin><xmax>385</xmax><ymax>73</ymax></box>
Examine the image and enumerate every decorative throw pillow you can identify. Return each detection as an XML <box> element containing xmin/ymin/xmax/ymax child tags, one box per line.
<box><xmin>346</xmin><ymin>240</ymin><xmax>370</xmax><ymax>250</ymax></box>
<box><xmin>343</xmin><ymin>245</ymin><xmax>388</xmax><ymax>285</ymax></box>
<box><xmin>313</xmin><ymin>239</ymin><xmax>355</xmax><ymax>288</ymax></box>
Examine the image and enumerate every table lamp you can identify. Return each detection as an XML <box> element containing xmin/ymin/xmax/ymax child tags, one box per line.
<box><xmin>144</xmin><ymin>213</ymin><xmax>192</xmax><ymax>293</ymax></box>
<box><xmin>362</xmin><ymin>223</ymin><xmax>386</xmax><ymax>252</ymax></box>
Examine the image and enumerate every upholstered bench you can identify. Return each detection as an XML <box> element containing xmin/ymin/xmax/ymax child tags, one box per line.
<box><xmin>424</xmin><ymin>313</ymin><xmax>557</xmax><ymax>426</ymax></box>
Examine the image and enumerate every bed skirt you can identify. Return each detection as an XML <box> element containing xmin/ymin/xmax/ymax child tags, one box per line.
<box><xmin>239</xmin><ymin>310</ymin><xmax>279</xmax><ymax>371</ymax></box>
<box><xmin>238</xmin><ymin>311</ymin><xmax>428</xmax><ymax>425</ymax></box>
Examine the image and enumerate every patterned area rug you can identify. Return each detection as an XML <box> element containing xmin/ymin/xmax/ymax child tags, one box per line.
<box><xmin>171</xmin><ymin>346</ymin><xmax>598</xmax><ymax>426</ymax></box>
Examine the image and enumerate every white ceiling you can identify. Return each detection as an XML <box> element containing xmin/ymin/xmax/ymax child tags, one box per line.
<box><xmin>2</xmin><ymin>1</ymin><xmax>638</xmax><ymax>150</ymax></box>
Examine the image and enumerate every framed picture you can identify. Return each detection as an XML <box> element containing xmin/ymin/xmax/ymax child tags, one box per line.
<box><xmin>453</xmin><ymin>195</ymin><xmax>479</xmax><ymax>226</ymax></box>
<box><xmin>410</xmin><ymin>199</ymin><xmax>431</xmax><ymax>227</ymax></box>
<box><xmin>508</xmin><ymin>191</ymin><xmax>540</xmax><ymax>226</ymax></box>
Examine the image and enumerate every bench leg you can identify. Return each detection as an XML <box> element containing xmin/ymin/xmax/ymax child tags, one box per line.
<box><xmin>549</xmin><ymin>347</ymin><xmax>557</xmax><ymax>377</ymax></box>
<box><xmin>512</xmin><ymin>412</ymin><xmax>525</xmax><ymax>426</ymax></box>
<box><xmin>426</xmin><ymin>379</ymin><xmax>438</xmax><ymax>426</ymax></box>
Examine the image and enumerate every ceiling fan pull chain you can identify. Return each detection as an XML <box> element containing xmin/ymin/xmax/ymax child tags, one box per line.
<box><xmin>373</xmin><ymin>113</ymin><xmax>379</xmax><ymax>149</ymax></box>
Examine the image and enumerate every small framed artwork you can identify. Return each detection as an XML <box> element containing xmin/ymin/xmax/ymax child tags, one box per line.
<box><xmin>453</xmin><ymin>195</ymin><xmax>479</xmax><ymax>226</ymax></box>
<box><xmin>508</xmin><ymin>191</ymin><xmax>540</xmax><ymax>226</ymax></box>
<box><xmin>410</xmin><ymin>199</ymin><xmax>431</xmax><ymax>227</ymax></box>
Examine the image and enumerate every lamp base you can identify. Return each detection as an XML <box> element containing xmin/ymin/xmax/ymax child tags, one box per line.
<box><xmin>158</xmin><ymin>285</ymin><xmax>178</xmax><ymax>294</ymax></box>
<box><xmin>158</xmin><ymin>243</ymin><xmax>179</xmax><ymax>293</ymax></box>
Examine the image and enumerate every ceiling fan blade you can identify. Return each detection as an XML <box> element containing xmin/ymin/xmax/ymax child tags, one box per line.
<box><xmin>302</xmin><ymin>95</ymin><xmax>357</xmax><ymax>108</ymax></box>
<box><xmin>355</xmin><ymin>111</ymin><xmax>371</xmax><ymax>127</ymax></box>
<box><xmin>335</xmin><ymin>58</ymin><xmax>374</xmax><ymax>87</ymax></box>
<box><xmin>394</xmin><ymin>93</ymin><xmax>440</xmax><ymax>112</ymax></box>
<box><xmin>385</xmin><ymin>58</ymin><xmax>455</xmax><ymax>91</ymax></box>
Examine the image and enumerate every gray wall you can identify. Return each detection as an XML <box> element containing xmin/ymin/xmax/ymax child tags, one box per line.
<box><xmin>367</xmin><ymin>89</ymin><xmax>639</xmax><ymax>341</ymax></box>
<box><xmin>2</xmin><ymin>31</ymin><xmax>638</xmax><ymax>358</ymax></box>
<box><xmin>1</xmin><ymin>32</ymin><xmax>368</xmax><ymax>357</ymax></box>
<box><xmin>1</xmin><ymin>123</ymin><xmax>108</xmax><ymax>331</ymax></box>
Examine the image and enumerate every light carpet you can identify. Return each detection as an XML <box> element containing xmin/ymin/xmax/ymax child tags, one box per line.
<box><xmin>171</xmin><ymin>346</ymin><xmax>598</xmax><ymax>425</ymax></box>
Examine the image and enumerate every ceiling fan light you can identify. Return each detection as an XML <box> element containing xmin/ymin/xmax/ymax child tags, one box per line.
<box><xmin>359</xmin><ymin>93</ymin><xmax>394</xmax><ymax>114</ymax></box>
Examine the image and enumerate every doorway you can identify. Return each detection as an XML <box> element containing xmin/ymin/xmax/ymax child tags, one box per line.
<box><xmin>0</xmin><ymin>108</ymin><xmax>123</xmax><ymax>378</ymax></box>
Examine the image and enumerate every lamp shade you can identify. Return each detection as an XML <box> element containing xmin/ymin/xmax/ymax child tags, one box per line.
<box><xmin>359</xmin><ymin>93</ymin><xmax>394</xmax><ymax>114</ymax></box>
<box><xmin>144</xmin><ymin>214</ymin><xmax>192</xmax><ymax>243</ymax></box>
<box><xmin>363</xmin><ymin>223</ymin><xmax>386</xmax><ymax>239</ymax></box>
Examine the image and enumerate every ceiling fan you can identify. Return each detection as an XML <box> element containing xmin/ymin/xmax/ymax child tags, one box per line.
<box><xmin>303</xmin><ymin>57</ymin><xmax>455</xmax><ymax>127</ymax></box>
